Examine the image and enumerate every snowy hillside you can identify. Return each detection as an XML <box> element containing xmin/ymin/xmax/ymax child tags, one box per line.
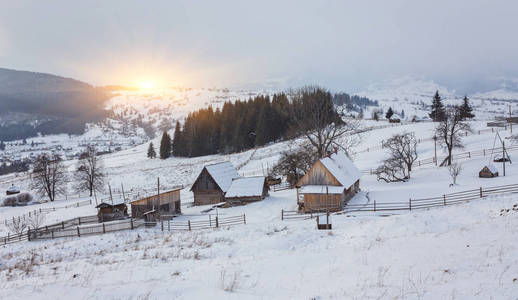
<box><xmin>1</xmin><ymin>118</ymin><xmax>518</xmax><ymax>298</ymax></box>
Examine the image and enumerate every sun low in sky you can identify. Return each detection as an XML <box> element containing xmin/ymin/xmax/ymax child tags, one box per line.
<box><xmin>137</xmin><ymin>81</ymin><xmax>157</xmax><ymax>90</ymax></box>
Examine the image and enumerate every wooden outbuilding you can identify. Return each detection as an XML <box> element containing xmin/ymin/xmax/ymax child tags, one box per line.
<box><xmin>479</xmin><ymin>165</ymin><xmax>499</xmax><ymax>178</ymax></box>
<box><xmin>6</xmin><ymin>184</ymin><xmax>20</xmax><ymax>195</ymax></box>
<box><xmin>296</xmin><ymin>151</ymin><xmax>361</xmax><ymax>213</ymax></box>
<box><xmin>130</xmin><ymin>188</ymin><xmax>181</xmax><ymax>220</ymax></box>
<box><xmin>95</xmin><ymin>200</ymin><xmax>128</xmax><ymax>222</ymax></box>
<box><xmin>389</xmin><ymin>114</ymin><xmax>401</xmax><ymax>123</ymax></box>
<box><xmin>191</xmin><ymin>162</ymin><xmax>239</xmax><ymax>206</ymax></box>
<box><xmin>224</xmin><ymin>176</ymin><xmax>269</xmax><ymax>205</ymax></box>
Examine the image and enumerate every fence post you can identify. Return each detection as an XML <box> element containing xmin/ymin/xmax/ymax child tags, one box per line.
<box><xmin>409</xmin><ymin>199</ymin><xmax>412</xmax><ymax>210</ymax></box>
<box><xmin>480</xmin><ymin>187</ymin><xmax>483</xmax><ymax>198</ymax></box>
<box><xmin>216</xmin><ymin>216</ymin><xmax>219</xmax><ymax>228</ymax></box>
<box><xmin>243</xmin><ymin>214</ymin><xmax>246</xmax><ymax>224</ymax></box>
<box><xmin>168</xmin><ymin>220</ymin><xmax>170</xmax><ymax>231</ymax></box>
<box><xmin>102</xmin><ymin>223</ymin><xmax>106</xmax><ymax>234</ymax></box>
<box><xmin>27</xmin><ymin>229</ymin><xmax>31</xmax><ymax>242</ymax></box>
<box><xmin>209</xmin><ymin>214</ymin><xmax>212</xmax><ymax>226</ymax></box>
<box><xmin>374</xmin><ymin>200</ymin><xmax>376</xmax><ymax>212</ymax></box>
<box><xmin>78</xmin><ymin>217</ymin><xmax>81</xmax><ymax>225</ymax></box>
<box><xmin>51</xmin><ymin>231</ymin><xmax>54</xmax><ymax>239</ymax></box>
<box><xmin>161</xmin><ymin>221</ymin><xmax>164</xmax><ymax>231</ymax></box>
<box><xmin>468</xmin><ymin>152</ymin><xmax>471</xmax><ymax>158</ymax></box>
<box><xmin>483</xmin><ymin>149</ymin><xmax>485</xmax><ymax>156</ymax></box>
<box><xmin>77</xmin><ymin>226</ymin><xmax>80</xmax><ymax>237</ymax></box>
<box><xmin>281</xmin><ymin>209</ymin><xmax>284</xmax><ymax>221</ymax></box>
<box><xmin>443</xmin><ymin>194</ymin><xmax>446</xmax><ymax>205</ymax></box>
<box><xmin>62</xmin><ymin>221</ymin><xmax>64</xmax><ymax>229</ymax></box>
<box><xmin>130</xmin><ymin>218</ymin><xmax>134</xmax><ymax>230</ymax></box>
<box><xmin>188</xmin><ymin>220</ymin><xmax>191</xmax><ymax>231</ymax></box>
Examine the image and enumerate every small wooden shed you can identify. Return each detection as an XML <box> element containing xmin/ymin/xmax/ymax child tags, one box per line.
<box><xmin>95</xmin><ymin>200</ymin><xmax>128</xmax><ymax>222</ymax></box>
<box><xmin>130</xmin><ymin>188</ymin><xmax>181</xmax><ymax>219</ymax></box>
<box><xmin>479</xmin><ymin>165</ymin><xmax>499</xmax><ymax>178</ymax></box>
<box><xmin>6</xmin><ymin>184</ymin><xmax>20</xmax><ymax>195</ymax></box>
<box><xmin>389</xmin><ymin>114</ymin><xmax>401</xmax><ymax>123</ymax></box>
<box><xmin>224</xmin><ymin>176</ymin><xmax>269</xmax><ymax>205</ymax></box>
<box><xmin>191</xmin><ymin>162</ymin><xmax>239</xmax><ymax>206</ymax></box>
<box><xmin>296</xmin><ymin>151</ymin><xmax>361</xmax><ymax>213</ymax></box>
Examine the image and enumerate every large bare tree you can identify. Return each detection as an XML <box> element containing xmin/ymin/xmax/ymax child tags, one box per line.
<box><xmin>293</xmin><ymin>86</ymin><xmax>360</xmax><ymax>158</ymax></box>
<box><xmin>435</xmin><ymin>106</ymin><xmax>472</xmax><ymax>166</ymax></box>
<box><xmin>30</xmin><ymin>153</ymin><xmax>67</xmax><ymax>202</ymax></box>
<box><xmin>74</xmin><ymin>145</ymin><xmax>105</xmax><ymax>197</ymax></box>
<box><xmin>271</xmin><ymin>143</ymin><xmax>318</xmax><ymax>187</ymax></box>
<box><xmin>376</xmin><ymin>132</ymin><xmax>418</xmax><ymax>182</ymax></box>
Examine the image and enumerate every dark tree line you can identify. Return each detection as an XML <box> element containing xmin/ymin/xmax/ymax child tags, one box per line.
<box><xmin>332</xmin><ymin>93</ymin><xmax>378</xmax><ymax>112</ymax></box>
<box><xmin>172</xmin><ymin>88</ymin><xmax>340</xmax><ymax>157</ymax></box>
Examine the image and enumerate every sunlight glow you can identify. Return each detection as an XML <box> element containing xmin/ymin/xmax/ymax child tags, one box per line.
<box><xmin>138</xmin><ymin>81</ymin><xmax>156</xmax><ymax>90</ymax></box>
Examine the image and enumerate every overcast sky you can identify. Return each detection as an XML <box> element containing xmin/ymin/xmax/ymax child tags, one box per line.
<box><xmin>1</xmin><ymin>0</ymin><xmax>517</xmax><ymax>92</ymax></box>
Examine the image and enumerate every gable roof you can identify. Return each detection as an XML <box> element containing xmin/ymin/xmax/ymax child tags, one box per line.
<box><xmin>319</xmin><ymin>151</ymin><xmax>361</xmax><ymax>188</ymax></box>
<box><xmin>225</xmin><ymin>176</ymin><xmax>266</xmax><ymax>198</ymax></box>
<box><xmin>483</xmin><ymin>164</ymin><xmax>498</xmax><ymax>173</ymax></box>
<box><xmin>194</xmin><ymin>161</ymin><xmax>239</xmax><ymax>193</ymax></box>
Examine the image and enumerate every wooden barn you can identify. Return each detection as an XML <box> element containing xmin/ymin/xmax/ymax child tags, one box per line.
<box><xmin>191</xmin><ymin>161</ymin><xmax>240</xmax><ymax>206</ymax></box>
<box><xmin>130</xmin><ymin>188</ymin><xmax>181</xmax><ymax>220</ymax></box>
<box><xmin>296</xmin><ymin>151</ymin><xmax>361</xmax><ymax>213</ymax></box>
<box><xmin>479</xmin><ymin>165</ymin><xmax>499</xmax><ymax>178</ymax></box>
<box><xmin>224</xmin><ymin>176</ymin><xmax>269</xmax><ymax>205</ymax></box>
<box><xmin>96</xmin><ymin>200</ymin><xmax>128</xmax><ymax>222</ymax></box>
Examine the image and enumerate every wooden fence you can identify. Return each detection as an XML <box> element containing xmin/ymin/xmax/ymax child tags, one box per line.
<box><xmin>159</xmin><ymin>214</ymin><xmax>246</xmax><ymax>231</ymax></box>
<box><xmin>361</xmin><ymin>144</ymin><xmax>518</xmax><ymax>175</ymax></box>
<box><xmin>272</xmin><ymin>182</ymin><xmax>291</xmax><ymax>192</ymax></box>
<box><xmin>1</xmin><ymin>199</ymin><xmax>93</xmax><ymax>228</ymax></box>
<box><xmin>281</xmin><ymin>183</ymin><xmax>518</xmax><ymax>220</ymax></box>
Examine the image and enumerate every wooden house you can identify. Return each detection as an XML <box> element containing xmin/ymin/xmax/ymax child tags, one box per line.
<box><xmin>296</xmin><ymin>151</ymin><xmax>361</xmax><ymax>213</ymax></box>
<box><xmin>224</xmin><ymin>176</ymin><xmax>269</xmax><ymax>205</ymax></box>
<box><xmin>191</xmin><ymin>162</ymin><xmax>239</xmax><ymax>206</ymax></box>
<box><xmin>95</xmin><ymin>200</ymin><xmax>128</xmax><ymax>222</ymax></box>
<box><xmin>130</xmin><ymin>188</ymin><xmax>181</xmax><ymax>220</ymax></box>
<box><xmin>479</xmin><ymin>165</ymin><xmax>499</xmax><ymax>178</ymax></box>
<box><xmin>389</xmin><ymin>114</ymin><xmax>401</xmax><ymax>123</ymax></box>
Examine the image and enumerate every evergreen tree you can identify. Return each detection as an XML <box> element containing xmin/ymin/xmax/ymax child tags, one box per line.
<box><xmin>459</xmin><ymin>95</ymin><xmax>475</xmax><ymax>120</ymax></box>
<box><xmin>0</xmin><ymin>140</ymin><xmax>4</xmax><ymax>151</ymax></box>
<box><xmin>429</xmin><ymin>90</ymin><xmax>446</xmax><ymax>121</ymax></box>
<box><xmin>172</xmin><ymin>121</ymin><xmax>183</xmax><ymax>156</ymax></box>
<box><xmin>147</xmin><ymin>142</ymin><xmax>156</xmax><ymax>158</ymax></box>
<box><xmin>385</xmin><ymin>107</ymin><xmax>394</xmax><ymax>119</ymax></box>
<box><xmin>159</xmin><ymin>131</ymin><xmax>171</xmax><ymax>159</ymax></box>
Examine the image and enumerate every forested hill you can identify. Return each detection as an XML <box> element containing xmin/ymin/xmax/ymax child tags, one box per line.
<box><xmin>0</xmin><ymin>68</ymin><xmax>110</xmax><ymax>140</ymax></box>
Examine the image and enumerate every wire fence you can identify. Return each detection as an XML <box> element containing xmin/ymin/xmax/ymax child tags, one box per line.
<box><xmin>281</xmin><ymin>183</ymin><xmax>518</xmax><ymax>220</ymax></box>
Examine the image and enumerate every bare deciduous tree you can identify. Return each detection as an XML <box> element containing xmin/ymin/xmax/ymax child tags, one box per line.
<box><xmin>448</xmin><ymin>162</ymin><xmax>462</xmax><ymax>185</ymax></box>
<box><xmin>74</xmin><ymin>145</ymin><xmax>105</xmax><ymax>197</ymax></box>
<box><xmin>293</xmin><ymin>86</ymin><xmax>360</xmax><ymax>158</ymax></box>
<box><xmin>30</xmin><ymin>153</ymin><xmax>67</xmax><ymax>202</ymax></box>
<box><xmin>271</xmin><ymin>143</ymin><xmax>317</xmax><ymax>187</ymax></box>
<box><xmin>7</xmin><ymin>218</ymin><xmax>27</xmax><ymax>234</ymax></box>
<box><xmin>435</xmin><ymin>106</ymin><xmax>472</xmax><ymax>166</ymax></box>
<box><xmin>27</xmin><ymin>213</ymin><xmax>46</xmax><ymax>230</ymax></box>
<box><xmin>376</xmin><ymin>132</ymin><xmax>418</xmax><ymax>182</ymax></box>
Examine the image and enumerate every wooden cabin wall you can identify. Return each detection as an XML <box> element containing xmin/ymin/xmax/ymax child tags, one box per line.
<box><xmin>302</xmin><ymin>194</ymin><xmax>342</xmax><ymax>212</ymax></box>
<box><xmin>298</xmin><ymin>161</ymin><xmax>341</xmax><ymax>187</ymax></box>
<box><xmin>193</xmin><ymin>190</ymin><xmax>224</xmax><ymax>205</ymax></box>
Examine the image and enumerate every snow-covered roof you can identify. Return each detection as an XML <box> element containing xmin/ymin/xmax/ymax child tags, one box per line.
<box><xmin>319</xmin><ymin>151</ymin><xmax>361</xmax><ymax>188</ymax></box>
<box><xmin>390</xmin><ymin>114</ymin><xmax>401</xmax><ymax>120</ymax></box>
<box><xmin>225</xmin><ymin>176</ymin><xmax>265</xmax><ymax>198</ymax></box>
<box><xmin>97</xmin><ymin>198</ymin><xmax>126</xmax><ymax>207</ymax></box>
<box><xmin>7</xmin><ymin>184</ymin><xmax>19</xmax><ymax>193</ymax></box>
<box><xmin>298</xmin><ymin>185</ymin><xmax>345</xmax><ymax>194</ymax></box>
<box><xmin>205</xmin><ymin>161</ymin><xmax>240</xmax><ymax>192</ymax></box>
<box><xmin>485</xmin><ymin>164</ymin><xmax>498</xmax><ymax>173</ymax></box>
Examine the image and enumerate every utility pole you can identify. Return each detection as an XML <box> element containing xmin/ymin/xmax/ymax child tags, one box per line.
<box><xmin>434</xmin><ymin>135</ymin><xmax>438</xmax><ymax>166</ymax></box>
<box><xmin>510</xmin><ymin>105</ymin><xmax>513</xmax><ymax>134</ymax></box>
<box><xmin>503</xmin><ymin>141</ymin><xmax>506</xmax><ymax>176</ymax></box>
<box><xmin>108</xmin><ymin>183</ymin><xmax>113</xmax><ymax>204</ymax></box>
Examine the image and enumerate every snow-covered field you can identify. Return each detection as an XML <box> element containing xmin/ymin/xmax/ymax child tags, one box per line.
<box><xmin>0</xmin><ymin>115</ymin><xmax>518</xmax><ymax>298</ymax></box>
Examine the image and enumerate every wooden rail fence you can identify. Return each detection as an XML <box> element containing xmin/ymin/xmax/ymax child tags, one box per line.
<box><xmin>281</xmin><ymin>183</ymin><xmax>518</xmax><ymax>220</ymax></box>
<box><xmin>160</xmin><ymin>214</ymin><xmax>246</xmax><ymax>231</ymax></box>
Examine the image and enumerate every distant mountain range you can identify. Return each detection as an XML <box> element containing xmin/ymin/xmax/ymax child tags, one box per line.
<box><xmin>0</xmin><ymin>68</ymin><xmax>110</xmax><ymax>141</ymax></box>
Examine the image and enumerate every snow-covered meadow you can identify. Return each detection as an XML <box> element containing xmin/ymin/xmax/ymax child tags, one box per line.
<box><xmin>0</xmin><ymin>115</ymin><xmax>518</xmax><ymax>298</ymax></box>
